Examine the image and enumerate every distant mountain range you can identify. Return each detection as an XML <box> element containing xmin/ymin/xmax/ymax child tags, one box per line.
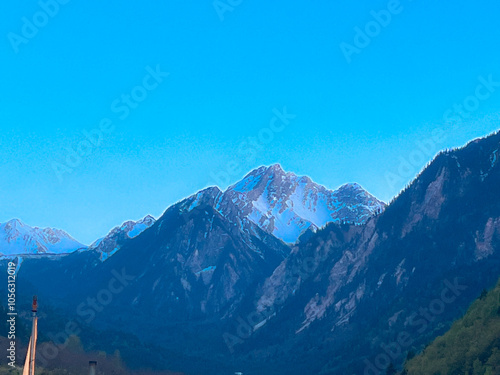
<box><xmin>1</xmin><ymin>164</ymin><xmax>384</xmax><ymax>258</ymax></box>
<box><xmin>2</xmin><ymin>131</ymin><xmax>500</xmax><ymax>375</ymax></box>
<box><xmin>0</xmin><ymin>219</ymin><xmax>85</xmax><ymax>256</ymax></box>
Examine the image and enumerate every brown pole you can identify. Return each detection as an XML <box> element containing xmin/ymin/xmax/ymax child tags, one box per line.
<box><xmin>29</xmin><ymin>296</ymin><xmax>37</xmax><ymax>375</ymax></box>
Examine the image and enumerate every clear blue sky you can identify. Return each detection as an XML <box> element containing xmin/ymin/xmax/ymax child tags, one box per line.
<box><xmin>1</xmin><ymin>0</ymin><xmax>500</xmax><ymax>244</ymax></box>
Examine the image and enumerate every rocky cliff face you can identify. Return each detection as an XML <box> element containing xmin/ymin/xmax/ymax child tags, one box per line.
<box><xmin>88</xmin><ymin>215</ymin><xmax>156</xmax><ymax>260</ymax></box>
<box><xmin>96</xmin><ymin>186</ymin><xmax>289</xmax><ymax>321</ymax></box>
<box><xmin>219</xmin><ymin>164</ymin><xmax>385</xmax><ymax>243</ymax></box>
<box><xmin>13</xmin><ymin>186</ymin><xmax>289</xmax><ymax>328</ymax></box>
<box><xmin>229</xmin><ymin>132</ymin><xmax>500</xmax><ymax>374</ymax></box>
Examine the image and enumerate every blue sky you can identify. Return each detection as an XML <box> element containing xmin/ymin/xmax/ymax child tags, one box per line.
<box><xmin>1</xmin><ymin>0</ymin><xmax>500</xmax><ymax>244</ymax></box>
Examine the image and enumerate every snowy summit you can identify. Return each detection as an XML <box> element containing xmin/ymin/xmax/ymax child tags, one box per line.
<box><xmin>0</xmin><ymin>219</ymin><xmax>85</xmax><ymax>256</ymax></box>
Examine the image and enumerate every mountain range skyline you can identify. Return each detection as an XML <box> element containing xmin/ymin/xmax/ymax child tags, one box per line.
<box><xmin>4</xmin><ymin>121</ymin><xmax>499</xmax><ymax>247</ymax></box>
<box><xmin>4</xmin><ymin>127</ymin><xmax>500</xmax><ymax>374</ymax></box>
<box><xmin>2</xmin><ymin>124</ymin><xmax>497</xmax><ymax>257</ymax></box>
<box><xmin>0</xmin><ymin>127</ymin><xmax>495</xmax><ymax>247</ymax></box>
<box><xmin>0</xmin><ymin>162</ymin><xmax>385</xmax><ymax>251</ymax></box>
<box><xmin>3</xmin><ymin>1</ymin><xmax>500</xmax><ymax>254</ymax></box>
<box><xmin>3</xmin><ymin>2</ymin><xmax>500</xmax><ymax>374</ymax></box>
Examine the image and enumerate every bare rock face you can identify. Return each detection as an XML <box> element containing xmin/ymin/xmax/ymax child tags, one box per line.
<box><xmin>72</xmin><ymin>186</ymin><xmax>290</xmax><ymax>326</ymax></box>
<box><xmin>230</xmin><ymin>132</ymin><xmax>500</xmax><ymax>374</ymax></box>
<box><xmin>219</xmin><ymin>164</ymin><xmax>385</xmax><ymax>244</ymax></box>
<box><xmin>88</xmin><ymin>215</ymin><xmax>156</xmax><ymax>260</ymax></box>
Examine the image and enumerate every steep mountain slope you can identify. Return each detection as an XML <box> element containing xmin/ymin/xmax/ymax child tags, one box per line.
<box><xmin>226</xmin><ymin>131</ymin><xmax>500</xmax><ymax>374</ymax></box>
<box><xmin>10</xmin><ymin>187</ymin><xmax>290</xmax><ymax>374</ymax></box>
<box><xmin>405</xmin><ymin>278</ymin><xmax>500</xmax><ymax>375</ymax></box>
<box><xmin>219</xmin><ymin>164</ymin><xmax>385</xmax><ymax>243</ymax></box>
<box><xmin>88</xmin><ymin>215</ymin><xmax>156</xmax><ymax>260</ymax></box>
<box><xmin>93</xmin><ymin>186</ymin><xmax>289</xmax><ymax>321</ymax></box>
<box><xmin>0</xmin><ymin>219</ymin><xmax>85</xmax><ymax>256</ymax></box>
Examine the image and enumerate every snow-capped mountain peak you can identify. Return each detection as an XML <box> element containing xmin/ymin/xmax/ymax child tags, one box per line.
<box><xmin>0</xmin><ymin>219</ymin><xmax>85</xmax><ymax>256</ymax></box>
<box><xmin>2</xmin><ymin>166</ymin><xmax>385</xmax><ymax>259</ymax></box>
<box><xmin>89</xmin><ymin>215</ymin><xmax>157</xmax><ymax>260</ymax></box>
<box><xmin>128</xmin><ymin>214</ymin><xmax>156</xmax><ymax>238</ymax></box>
<box><xmin>220</xmin><ymin>165</ymin><xmax>385</xmax><ymax>243</ymax></box>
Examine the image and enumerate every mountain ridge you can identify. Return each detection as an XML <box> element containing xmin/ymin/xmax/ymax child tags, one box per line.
<box><xmin>1</xmin><ymin>165</ymin><xmax>384</xmax><ymax>259</ymax></box>
<box><xmin>217</xmin><ymin>163</ymin><xmax>385</xmax><ymax>243</ymax></box>
<box><xmin>0</xmin><ymin>219</ymin><xmax>85</xmax><ymax>256</ymax></box>
<box><xmin>88</xmin><ymin>214</ymin><xmax>156</xmax><ymax>260</ymax></box>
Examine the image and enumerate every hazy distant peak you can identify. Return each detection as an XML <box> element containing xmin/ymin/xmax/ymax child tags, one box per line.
<box><xmin>0</xmin><ymin>219</ymin><xmax>84</xmax><ymax>256</ymax></box>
